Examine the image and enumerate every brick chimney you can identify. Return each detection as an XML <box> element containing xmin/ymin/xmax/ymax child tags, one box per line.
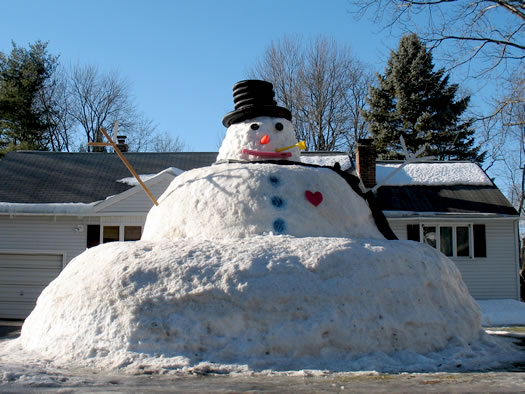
<box><xmin>356</xmin><ymin>138</ymin><xmax>376</xmax><ymax>188</ymax></box>
<box><xmin>116</xmin><ymin>135</ymin><xmax>128</xmax><ymax>153</ymax></box>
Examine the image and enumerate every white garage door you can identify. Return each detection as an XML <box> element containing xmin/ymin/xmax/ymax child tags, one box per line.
<box><xmin>0</xmin><ymin>252</ymin><xmax>63</xmax><ymax>319</ymax></box>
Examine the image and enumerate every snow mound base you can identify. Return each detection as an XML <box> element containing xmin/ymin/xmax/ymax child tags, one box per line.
<box><xmin>12</xmin><ymin>236</ymin><xmax>495</xmax><ymax>373</ymax></box>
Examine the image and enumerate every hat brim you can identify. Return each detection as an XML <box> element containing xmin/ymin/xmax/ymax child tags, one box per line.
<box><xmin>222</xmin><ymin>105</ymin><xmax>292</xmax><ymax>127</ymax></box>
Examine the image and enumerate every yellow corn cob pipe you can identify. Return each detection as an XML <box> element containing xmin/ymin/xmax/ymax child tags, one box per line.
<box><xmin>275</xmin><ymin>141</ymin><xmax>306</xmax><ymax>152</ymax></box>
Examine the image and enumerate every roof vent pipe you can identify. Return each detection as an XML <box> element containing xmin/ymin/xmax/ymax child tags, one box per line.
<box><xmin>116</xmin><ymin>135</ymin><xmax>128</xmax><ymax>153</ymax></box>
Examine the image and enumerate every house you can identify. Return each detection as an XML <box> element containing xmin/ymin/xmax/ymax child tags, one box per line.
<box><xmin>0</xmin><ymin>147</ymin><xmax>520</xmax><ymax>319</ymax></box>
<box><xmin>0</xmin><ymin>151</ymin><xmax>217</xmax><ymax>319</ymax></box>
<box><xmin>0</xmin><ymin>150</ymin><xmax>352</xmax><ymax>319</ymax></box>
<box><xmin>355</xmin><ymin>139</ymin><xmax>521</xmax><ymax>301</ymax></box>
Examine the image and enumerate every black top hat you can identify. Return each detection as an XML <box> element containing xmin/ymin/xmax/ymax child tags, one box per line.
<box><xmin>222</xmin><ymin>80</ymin><xmax>292</xmax><ymax>127</ymax></box>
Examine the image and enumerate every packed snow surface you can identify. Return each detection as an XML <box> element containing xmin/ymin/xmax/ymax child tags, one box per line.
<box><xmin>300</xmin><ymin>154</ymin><xmax>352</xmax><ymax>171</ymax></box>
<box><xmin>376</xmin><ymin>162</ymin><xmax>492</xmax><ymax>186</ymax></box>
<box><xmin>116</xmin><ymin>167</ymin><xmax>183</xmax><ymax>186</ymax></box>
<box><xmin>118</xmin><ymin>174</ymin><xmax>159</xmax><ymax>185</ymax></box>
<box><xmin>0</xmin><ymin>201</ymin><xmax>98</xmax><ymax>214</ymax></box>
<box><xmin>142</xmin><ymin>162</ymin><xmax>383</xmax><ymax>240</ymax></box>
<box><xmin>5</xmin><ymin>235</ymin><xmax>516</xmax><ymax>374</ymax></box>
<box><xmin>479</xmin><ymin>299</ymin><xmax>525</xmax><ymax>326</ymax></box>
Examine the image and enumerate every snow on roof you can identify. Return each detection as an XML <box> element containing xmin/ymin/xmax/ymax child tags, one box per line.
<box><xmin>376</xmin><ymin>162</ymin><xmax>492</xmax><ymax>186</ymax></box>
<box><xmin>383</xmin><ymin>211</ymin><xmax>511</xmax><ymax>218</ymax></box>
<box><xmin>0</xmin><ymin>167</ymin><xmax>184</xmax><ymax>215</ymax></box>
<box><xmin>300</xmin><ymin>154</ymin><xmax>352</xmax><ymax>171</ymax></box>
<box><xmin>0</xmin><ymin>202</ymin><xmax>99</xmax><ymax>215</ymax></box>
<box><xmin>116</xmin><ymin>167</ymin><xmax>183</xmax><ymax>186</ymax></box>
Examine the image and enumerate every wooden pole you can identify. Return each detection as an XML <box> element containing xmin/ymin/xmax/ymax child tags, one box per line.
<box><xmin>88</xmin><ymin>128</ymin><xmax>159</xmax><ymax>206</ymax></box>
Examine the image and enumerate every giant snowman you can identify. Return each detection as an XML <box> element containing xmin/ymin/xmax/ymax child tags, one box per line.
<box><xmin>10</xmin><ymin>80</ymin><xmax>491</xmax><ymax>373</ymax></box>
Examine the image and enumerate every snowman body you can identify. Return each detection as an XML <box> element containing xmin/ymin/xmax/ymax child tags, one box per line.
<box><xmin>142</xmin><ymin>162</ymin><xmax>383</xmax><ymax>240</ymax></box>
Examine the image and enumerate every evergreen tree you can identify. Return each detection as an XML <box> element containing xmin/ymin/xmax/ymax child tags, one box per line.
<box><xmin>0</xmin><ymin>41</ymin><xmax>58</xmax><ymax>155</ymax></box>
<box><xmin>363</xmin><ymin>33</ymin><xmax>485</xmax><ymax>163</ymax></box>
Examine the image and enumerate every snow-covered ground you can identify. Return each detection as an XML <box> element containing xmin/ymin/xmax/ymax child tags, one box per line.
<box><xmin>0</xmin><ymin>297</ymin><xmax>524</xmax><ymax>390</ymax></box>
<box><xmin>0</xmin><ymin>237</ymin><xmax>523</xmax><ymax>379</ymax></box>
<box><xmin>478</xmin><ymin>299</ymin><xmax>525</xmax><ymax>327</ymax></box>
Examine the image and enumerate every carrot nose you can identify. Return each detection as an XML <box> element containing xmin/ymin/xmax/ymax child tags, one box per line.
<box><xmin>260</xmin><ymin>134</ymin><xmax>270</xmax><ymax>145</ymax></box>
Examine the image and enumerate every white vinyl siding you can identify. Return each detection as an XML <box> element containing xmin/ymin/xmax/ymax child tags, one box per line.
<box><xmin>0</xmin><ymin>252</ymin><xmax>63</xmax><ymax>319</ymax></box>
<box><xmin>452</xmin><ymin>220</ymin><xmax>519</xmax><ymax>300</ymax></box>
<box><xmin>0</xmin><ymin>216</ymin><xmax>85</xmax><ymax>266</ymax></box>
<box><xmin>96</xmin><ymin>176</ymin><xmax>173</xmax><ymax>214</ymax></box>
<box><xmin>388</xmin><ymin>217</ymin><xmax>519</xmax><ymax>300</ymax></box>
<box><xmin>0</xmin><ymin>214</ymin><xmax>147</xmax><ymax>319</ymax></box>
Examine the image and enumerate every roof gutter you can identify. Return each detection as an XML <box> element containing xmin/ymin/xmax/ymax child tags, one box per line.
<box><xmin>0</xmin><ymin>202</ymin><xmax>100</xmax><ymax>216</ymax></box>
<box><xmin>385</xmin><ymin>211</ymin><xmax>521</xmax><ymax>220</ymax></box>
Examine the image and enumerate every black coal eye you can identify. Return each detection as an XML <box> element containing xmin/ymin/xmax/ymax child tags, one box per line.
<box><xmin>250</xmin><ymin>123</ymin><xmax>259</xmax><ymax>130</ymax></box>
<box><xmin>275</xmin><ymin>122</ymin><xmax>284</xmax><ymax>131</ymax></box>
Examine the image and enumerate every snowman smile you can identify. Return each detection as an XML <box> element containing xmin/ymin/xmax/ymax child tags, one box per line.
<box><xmin>242</xmin><ymin>149</ymin><xmax>292</xmax><ymax>158</ymax></box>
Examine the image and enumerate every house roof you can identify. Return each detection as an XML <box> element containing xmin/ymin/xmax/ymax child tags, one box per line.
<box><xmin>0</xmin><ymin>151</ymin><xmax>218</xmax><ymax>204</ymax></box>
<box><xmin>0</xmin><ymin>151</ymin><xmax>517</xmax><ymax>217</ymax></box>
<box><xmin>376</xmin><ymin>185</ymin><xmax>519</xmax><ymax>216</ymax></box>
<box><xmin>373</xmin><ymin>160</ymin><xmax>518</xmax><ymax>216</ymax></box>
<box><xmin>376</xmin><ymin>161</ymin><xmax>492</xmax><ymax>186</ymax></box>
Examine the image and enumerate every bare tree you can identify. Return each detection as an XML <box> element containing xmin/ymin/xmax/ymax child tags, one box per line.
<box><xmin>37</xmin><ymin>67</ymin><xmax>76</xmax><ymax>151</ymax></box>
<box><xmin>69</xmin><ymin>65</ymin><xmax>144</xmax><ymax>151</ymax></box>
<box><xmin>149</xmin><ymin>132</ymin><xmax>186</xmax><ymax>152</ymax></box>
<box><xmin>355</xmin><ymin>0</ymin><xmax>523</xmax><ymax>72</ymax></box>
<box><xmin>344</xmin><ymin>65</ymin><xmax>375</xmax><ymax>151</ymax></box>
<box><xmin>498</xmin><ymin>71</ymin><xmax>524</xmax><ymax>215</ymax></box>
<box><xmin>116</xmin><ymin>114</ymin><xmax>159</xmax><ymax>152</ymax></box>
<box><xmin>250</xmin><ymin>36</ymin><xmax>372</xmax><ymax>154</ymax></box>
<box><xmin>68</xmin><ymin>65</ymin><xmax>186</xmax><ymax>153</ymax></box>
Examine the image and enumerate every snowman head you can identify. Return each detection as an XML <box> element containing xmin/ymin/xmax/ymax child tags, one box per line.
<box><xmin>217</xmin><ymin>80</ymin><xmax>302</xmax><ymax>163</ymax></box>
<box><xmin>217</xmin><ymin>115</ymin><xmax>301</xmax><ymax>162</ymax></box>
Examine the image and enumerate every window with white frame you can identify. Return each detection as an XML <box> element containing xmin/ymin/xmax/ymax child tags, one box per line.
<box><xmin>407</xmin><ymin>223</ymin><xmax>486</xmax><ymax>258</ymax></box>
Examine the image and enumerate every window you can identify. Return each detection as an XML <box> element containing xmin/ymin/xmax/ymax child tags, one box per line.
<box><xmin>406</xmin><ymin>223</ymin><xmax>486</xmax><ymax>258</ymax></box>
<box><xmin>87</xmin><ymin>225</ymin><xmax>100</xmax><ymax>248</ymax></box>
<box><xmin>440</xmin><ymin>226</ymin><xmax>453</xmax><ymax>257</ymax></box>
<box><xmin>103</xmin><ymin>226</ymin><xmax>119</xmax><ymax>243</ymax></box>
<box><xmin>473</xmin><ymin>224</ymin><xmax>487</xmax><ymax>257</ymax></box>
<box><xmin>422</xmin><ymin>225</ymin><xmax>437</xmax><ymax>248</ymax></box>
<box><xmin>124</xmin><ymin>226</ymin><xmax>142</xmax><ymax>241</ymax></box>
<box><xmin>407</xmin><ymin>224</ymin><xmax>420</xmax><ymax>242</ymax></box>
<box><xmin>87</xmin><ymin>225</ymin><xmax>142</xmax><ymax>247</ymax></box>
<box><xmin>456</xmin><ymin>226</ymin><xmax>469</xmax><ymax>257</ymax></box>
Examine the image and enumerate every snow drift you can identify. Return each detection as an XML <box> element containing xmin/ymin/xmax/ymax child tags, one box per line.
<box><xmin>15</xmin><ymin>235</ymin><xmax>488</xmax><ymax>372</ymax></box>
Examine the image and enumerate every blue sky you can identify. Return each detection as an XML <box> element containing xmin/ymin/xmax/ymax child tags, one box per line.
<box><xmin>0</xmin><ymin>0</ymin><xmax>413</xmax><ymax>151</ymax></box>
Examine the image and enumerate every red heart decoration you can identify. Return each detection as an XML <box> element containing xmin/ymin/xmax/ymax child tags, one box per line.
<box><xmin>305</xmin><ymin>190</ymin><xmax>323</xmax><ymax>207</ymax></box>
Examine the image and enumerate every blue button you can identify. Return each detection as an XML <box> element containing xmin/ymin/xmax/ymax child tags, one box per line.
<box><xmin>271</xmin><ymin>196</ymin><xmax>285</xmax><ymax>208</ymax></box>
<box><xmin>273</xmin><ymin>218</ymin><xmax>286</xmax><ymax>234</ymax></box>
<box><xmin>269</xmin><ymin>175</ymin><xmax>280</xmax><ymax>186</ymax></box>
